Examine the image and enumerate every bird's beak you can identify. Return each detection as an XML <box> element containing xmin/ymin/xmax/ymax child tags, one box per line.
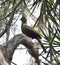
<box><xmin>20</xmin><ymin>18</ymin><xmax>22</xmax><ymax>20</ymax></box>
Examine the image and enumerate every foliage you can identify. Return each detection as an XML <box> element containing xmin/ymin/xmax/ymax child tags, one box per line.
<box><xmin>0</xmin><ymin>0</ymin><xmax>60</xmax><ymax>65</ymax></box>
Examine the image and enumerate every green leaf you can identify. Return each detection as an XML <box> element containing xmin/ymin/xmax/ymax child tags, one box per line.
<box><xmin>42</xmin><ymin>56</ymin><xmax>51</xmax><ymax>64</ymax></box>
<box><xmin>12</xmin><ymin>0</ymin><xmax>16</xmax><ymax>6</ymax></box>
<box><xmin>39</xmin><ymin>27</ymin><xmax>51</xmax><ymax>43</ymax></box>
<box><xmin>54</xmin><ymin>56</ymin><xmax>60</xmax><ymax>65</ymax></box>
<box><xmin>56</xmin><ymin>34</ymin><xmax>60</xmax><ymax>40</ymax></box>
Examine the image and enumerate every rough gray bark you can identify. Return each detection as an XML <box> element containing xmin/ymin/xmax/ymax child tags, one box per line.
<box><xmin>0</xmin><ymin>34</ymin><xmax>40</xmax><ymax>65</ymax></box>
<box><xmin>0</xmin><ymin>49</ymin><xmax>9</xmax><ymax>65</ymax></box>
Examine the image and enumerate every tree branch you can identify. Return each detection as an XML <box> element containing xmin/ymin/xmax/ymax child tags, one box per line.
<box><xmin>1</xmin><ymin>34</ymin><xmax>40</xmax><ymax>65</ymax></box>
<box><xmin>0</xmin><ymin>0</ymin><xmax>22</xmax><ymax>38</ymax></box>
<box><xmin>0</xmin><ymin>49</ymin><xmax>9</xmax><ymax>65</ymax></box>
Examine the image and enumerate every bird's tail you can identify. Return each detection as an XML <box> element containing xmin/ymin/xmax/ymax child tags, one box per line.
<box><xmin>35</xmin><ymin>57</ymin><xmax>40</xmax><ymax>65</ymax></box>
<box><xmin>37</xmin><ymin>37</ymin><xmax>46</xmax><ymax>53</ymax></box>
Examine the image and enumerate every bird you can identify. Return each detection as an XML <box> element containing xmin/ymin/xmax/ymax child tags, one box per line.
<box><xmin>21</xmin><ymin>15</ymin><xmax>46</xmax><ymax>53</ymax></box>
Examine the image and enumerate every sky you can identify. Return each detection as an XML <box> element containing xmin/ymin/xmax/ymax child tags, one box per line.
<box><xmin>12</xmin><ymin>45</ymin><xmax>31</xmax><ymax>65</ymax></box>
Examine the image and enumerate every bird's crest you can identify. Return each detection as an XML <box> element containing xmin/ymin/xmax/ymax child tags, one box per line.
<box><xmin>21</xmin><ymin>15</ymin><xmax>27</xmax><ymax>23</ymax></box>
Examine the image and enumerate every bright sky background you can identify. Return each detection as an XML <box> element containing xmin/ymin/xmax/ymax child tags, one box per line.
<box><xmin>12</xmin><ymin>45</ymin><xmax>31</xmax><ymax>65</ymax></box>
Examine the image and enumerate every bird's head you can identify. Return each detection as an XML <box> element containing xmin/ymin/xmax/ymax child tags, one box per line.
<box><xmin>20</xmin><ymin>15</ymin><xmax>27</xmax><ymax>23</ymax></box>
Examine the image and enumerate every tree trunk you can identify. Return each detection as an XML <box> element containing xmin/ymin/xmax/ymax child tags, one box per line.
<box><xmin>0</xmin><ymin>34</ymin><xmax>40</xmax><ymax>65</ymax></box>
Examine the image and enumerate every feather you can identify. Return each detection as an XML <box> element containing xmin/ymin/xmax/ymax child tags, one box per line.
<box><xmin>21</xmin><ymin>15</ymin><xmax>46</xmax><ymax>53</ymax></box>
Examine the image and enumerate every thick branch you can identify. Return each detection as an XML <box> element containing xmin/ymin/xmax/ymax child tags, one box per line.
<box><xmin>0</xmin><ymin>49</ymin><xmax>9</xmax><ymax>65</ymax></box>
<box><xmin>1</xmin><ymin>34</ymin><xmax>39</xmax><ymax>65</ymax></box>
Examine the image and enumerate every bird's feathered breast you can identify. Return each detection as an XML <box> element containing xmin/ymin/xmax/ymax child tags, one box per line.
<box><xmin>21</xmin><ymin>23</ymin><xmax>41</xmax><ymax>39</ymax></box>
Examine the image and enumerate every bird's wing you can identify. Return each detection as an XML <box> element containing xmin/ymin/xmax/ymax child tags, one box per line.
<box><xmin>25</xmin><ymin>25</ymin><xmax>41</xmax><ymax>39</ymax></box>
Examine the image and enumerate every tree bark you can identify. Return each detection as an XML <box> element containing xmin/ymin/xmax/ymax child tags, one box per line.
<box><xmin>0</xmin><ymin>34</ymin><xmax>39</xmax><ymax>65</ymax></box>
